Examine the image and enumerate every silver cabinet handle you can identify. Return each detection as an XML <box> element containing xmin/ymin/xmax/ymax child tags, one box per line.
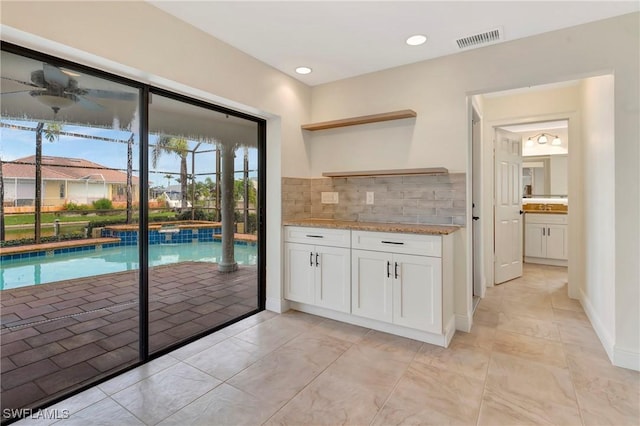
<box><xmin>310</xmin><ymin>252</ymin><xmax>313</xmax><ymax>266</ymax></box>
<box><xmin>381</xmin><ymin>241</ymin><xmax>404</xmax><ymax>245</ymax></box>
<box><xmin>315</xmin><ymin>252</ymin><xmax>319</xmax><ymax>267</ymax></box>
<box><xmin>386</xmin><ymin>261</ymin><xmax>391</xmax><ymax>278</ymax></box>
<box><xmin>548</xmin><ymin>227</ymin><xmax>551</xmax><ymax>236</ymax></box>
<box><xmin>394</xmin><ymin>262</ymin><xmax>399</xmax><ymax>279</ymax></box>
<box><xmin>543</xmin><ymin>228</ymin><xmax>545</xmax><ymax>236</ymax></box>
<box><xmin>306</xmin><ymin>234</ymin><xmax>324</xmax><ymax>238</ymax></box>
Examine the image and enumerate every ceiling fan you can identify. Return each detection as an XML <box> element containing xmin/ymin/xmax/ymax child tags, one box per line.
<box><xmin>1</xmin><ymin>63</ymin><xmax>136</xmax><ymax>115</ymax></box>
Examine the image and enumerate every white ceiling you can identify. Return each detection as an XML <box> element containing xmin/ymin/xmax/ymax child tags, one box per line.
<box><xmin>149</xmin><ymin>1</ymin><xmax>639</xmax><ymax>86</ymax></box>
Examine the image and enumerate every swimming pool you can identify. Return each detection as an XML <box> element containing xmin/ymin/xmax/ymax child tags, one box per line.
<box><xmin>0</xmin><ymin>241</ymin><xmax>257</xmax><ymax>290</ymax></box>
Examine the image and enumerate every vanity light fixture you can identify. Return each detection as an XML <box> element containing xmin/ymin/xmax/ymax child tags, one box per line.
<box><xmin>406</xmin><ymin>35</ymin><xmax>427</xmax><ymax>46</ymax></box>
<box><xmin>527</xmin><ymin>132</ymin><xmax>561</xmax><ymax>146</ymax></box>
<box><xmin>295</xmin><ymin>66</ymin><xmax>312</xmax><ymax>75</ymax></box>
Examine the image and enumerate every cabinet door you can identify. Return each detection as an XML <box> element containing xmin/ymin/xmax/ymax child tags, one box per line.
<box><xmin>525</xmin><ymin>223</ymin><xmax>546</xmax><ymax>258</ymax></box>
<box><xmin>315</xmin><ymin>245</ymin><xmax>351</xmax><ymax>313</ymax></box>
<box><xmin>545</xmin><ymin>224</ymin><xmax>567</xmax><ymax>260</ymax></box>
<box><xmin>392</xmin><ymin>254</ymin><xmax>442</xmax><ymax>333</ymax></box>
<box><xmin>284</xmin><ymin>242</ymin><xmax>315</xmax><ymax>304</ymax></box>
<box><xmin>351</xmin><ymin>249</ymin><xmax>392</xmax><ymax>322</ymax></box>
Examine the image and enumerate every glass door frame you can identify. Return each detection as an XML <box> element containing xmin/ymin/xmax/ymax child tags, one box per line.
<box><xmin>1</xmin><ymin>41</ymin><xmax>267</xmax><ymax>413</ymax></box>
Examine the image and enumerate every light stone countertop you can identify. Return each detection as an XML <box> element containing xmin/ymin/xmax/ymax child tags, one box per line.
<box><xmin>283</xmin><ymin>218</ymin><xmax>460</xmax><ymax>235</ymax></box>
<box><xmin>523</xmin><ymin>210</ymin><xmax>568</xmax><ymax>215</ymax></box>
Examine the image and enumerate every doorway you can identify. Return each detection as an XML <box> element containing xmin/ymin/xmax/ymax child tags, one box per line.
<box><xmin>471</xmin><ymin>106</ymin><xmax>482</xmax><ymax>303</ymax></box>
<box><xmin>470</xmin><ymin>79</ymin><xmax>581</xmax><ymax>301</ymax></box>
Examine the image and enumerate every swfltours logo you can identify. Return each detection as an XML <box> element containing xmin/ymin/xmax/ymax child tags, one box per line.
<box><xmin>2</xmin><ymin>408</ymin><xmax>70</xmax><ymax>420</ymax></box>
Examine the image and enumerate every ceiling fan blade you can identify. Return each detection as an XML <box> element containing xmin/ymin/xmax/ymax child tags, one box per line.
<box><xmin>1</xmin><ymin>90</ymin><xmax>38</xmax><ymax>95</ymax></box>
<box><xmin>74</xmin><ymin>95</ymin><xmax>104</xmax><ymax>111</ymax></box>
<box><xmin>1</xmin><ymin>76</ymin><xmax>40</xmax><ymax>88</ymax></box>
<box><xmin>43</xmin><ymin>63</ymin><xmax>70</xmax><ymax>88</ymax></box>
<box><xmin>83</xmin><ymin>88</ymin><xmax>137</xmax><ymax>101</ymax></box>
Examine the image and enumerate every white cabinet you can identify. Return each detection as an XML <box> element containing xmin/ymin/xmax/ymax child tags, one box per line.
<box><xmin>393</xmin><ymin>253</ymin><xmax>442</xmax><ymax>332</ymax></box>
<box><xmin>284</xmin><ymin>227</ymin><xmax>350</xmax><ymax>313</ymax></box>
<box><xmin>284</xmin><ymin>225</ymin><xmax>455</xmax><ymax>347</ymax></box>
<box><xmin>524</xmin><ymin>213</ymin><xmax>568</xmax><ymax>266</ymax></box>
<box><xmin>351</xmin><ymin>231</ymin><xmax>446</xmax><ymax>335</ymax></box>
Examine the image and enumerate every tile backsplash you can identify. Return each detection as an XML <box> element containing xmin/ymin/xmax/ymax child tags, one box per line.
<box><xmin>282</xmin><ymin>173</ymin><xmax>466</xmax><ymax>226</ymax></box>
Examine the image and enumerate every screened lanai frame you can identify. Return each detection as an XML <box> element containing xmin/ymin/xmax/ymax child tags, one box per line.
<box><xmin>0</xmin><ymin>41</ymin><xmax>266</xmax><ymax>412</ymax></box>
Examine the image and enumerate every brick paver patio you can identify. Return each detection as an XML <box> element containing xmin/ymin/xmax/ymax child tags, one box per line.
<box><xmin>0</xmin><ymin>262</ymin><xmax>258</xmax><ymax>413</ymax></box>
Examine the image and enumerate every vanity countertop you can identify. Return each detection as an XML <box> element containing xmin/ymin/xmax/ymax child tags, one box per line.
<box><xmin>283</xmin><ymin>218</ymin><xmax>460</xmax><ymax>235</ymax></box>
<box><xmin>524</xmin><ymin>210</ymin><xmax>568</xmax><ymax>215</ymax></box>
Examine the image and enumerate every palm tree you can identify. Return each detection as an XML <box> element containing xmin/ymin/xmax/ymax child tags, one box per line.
<box><xmin>164</xmin><ymin>173</ymin><xmax>173</xmax><ymax>189</ymax></box>
<box><xmin>152</xmin><ymin>135</ymin><xmax>189</xmax><ymax>210</ymax></box>
<box><xmin>126</xmin><ymin>133</ymin><xmax>134</xmax><ymax>224</ymax></box>
<box><xmin>30</xmin><ymin>122</ymin><xmax>62</xmax><ymax>244</ymax></box>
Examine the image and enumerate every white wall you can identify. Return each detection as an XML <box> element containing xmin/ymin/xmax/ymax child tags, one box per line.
<box><xmin>1</xmin><ymin>0</ymin><xmax>314</xmax><ymax>312</ymax></box>
<box><xmin>309</xmin><ymin>13</ymin><xmax>639</xmax><ymax>366</ymax></box>
<box><xmin>579</xmin><ymin>75</ymin><xmax>619</xmax><ymax>365</ymax></box>
<box><xmin>549</xmin><ymin>155</ymin><xmax>568</xmax><ymax>195</ymax></box>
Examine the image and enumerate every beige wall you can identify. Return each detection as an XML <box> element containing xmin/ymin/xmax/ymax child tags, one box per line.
<box><xmin>43</xmin><ymin>180</ymin><xmax>63</xmax><ymax>206</ymax></box>
<box><xmin>309</xmin><ymin>14</ymin><xmax>639</xmax><ymax>368</ymax></box>
<box><xmin>580</xmin><ymin>75</ymin><xmax>618</xmax><ymax>361</ymax></box>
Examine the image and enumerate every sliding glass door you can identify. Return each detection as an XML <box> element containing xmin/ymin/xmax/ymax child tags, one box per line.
<box><xmin>0</xmin><ymin>43</ymin><xmax>265</xmax><ymax>422</ymax></box>
<box><xmin>146</xmin><ymin>91</ymin><xmax>262</xmax><ymax>353</ymax></box>
<box><xmin>0</xmin><ymin>48</ymin><xmax>142</xmax><ymax>416</ymax></box>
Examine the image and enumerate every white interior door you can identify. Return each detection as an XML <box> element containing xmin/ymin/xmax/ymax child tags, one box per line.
<box><xmin>494</xmin><ymin>128</ymin><xmax>523</xmax><ymax>284</ymax></box>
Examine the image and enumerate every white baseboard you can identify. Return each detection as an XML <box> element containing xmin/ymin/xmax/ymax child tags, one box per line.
<box><xmin>579</xmin><ymin>290</ymin><xmax>640</xmax><ymax>371</ymax></box>
<box><xmin>443</xmin><ymin>315</ymin><xmax>456</xmax><ymax>347</ymax></box>
<box><xmin>613</xmin><ymin>346</ymin><xmax>640</xmax><ymax>371</ymax></box>
<box><xmin>266</xmin><ymin>297</ymin><xmax>289</xmax><ymax>313</ymax></box>
<box><xmin>524</xmin><ymin>257</ymin><xmax>568</xmax><ymax>267</ymax></box>
<box><xmin>455</xmin><ymin>312</ymin><xmax>472</xmax><ymax>333</ymax></box>
<box><xmin>579</xmin><ymin>289</ymin><xmax>615</xmax><ymax>360</ymax></box>
<box><xmin>289</xmin><ymin>301</ymin><xmax>451</xmax><ymax>347</ymax></box>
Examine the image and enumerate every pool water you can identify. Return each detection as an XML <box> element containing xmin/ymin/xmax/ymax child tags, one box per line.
<box><xmin>0</xmin><ymin>241</ymin><xmax>257</xmax><ymax>290</ymax></box>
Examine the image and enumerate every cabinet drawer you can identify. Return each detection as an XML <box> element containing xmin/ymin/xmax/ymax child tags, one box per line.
<box><xmin>351</xmin><ymin>231</ymin><xmax>441</xmax><ymax>257</ymax></box>
<box><xmin>525</xmin><ymin>213</ymin><xmax>568</xmax><ymax>225</ymax></box>
<box><xmin>284</xmin><ymin>226</ymin><xmax>351</xmax><ymax>248</ymax></box>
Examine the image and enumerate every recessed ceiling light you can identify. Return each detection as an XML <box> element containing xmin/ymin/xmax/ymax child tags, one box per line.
<box><xmin>406</xmin><ymin>35</ymin><xmax>427</xmax><ymax>46</ymax></box>
<box><xmin>295</xmin><ymin>66</ymin><xmax>312</xmax><ymax>75</ymax></box>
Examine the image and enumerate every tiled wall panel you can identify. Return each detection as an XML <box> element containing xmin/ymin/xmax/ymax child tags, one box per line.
<box><xmin>282</xmin><ymin>173</ymin><xmax>466</xmax><ymax>226</ymax></box>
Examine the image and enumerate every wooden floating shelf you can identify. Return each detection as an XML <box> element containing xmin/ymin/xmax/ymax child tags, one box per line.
<box><xmin>301</xmin><ymin>109</ymin><xmax>417</xmax><ymax>131</ymax></box>
<box><xmin>322</xmin><ymin>167</ymin><xmax>448</xmax><ymax>178</ymax></box>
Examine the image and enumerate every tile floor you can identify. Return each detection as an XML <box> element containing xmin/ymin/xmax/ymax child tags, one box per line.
<box><xmin>1</xmin><ymin>263</ymin><xmax>257</xmax><ymax>413</ymax></box>
<box><xmin>12</xmin><ymin>264</ymin><xmax>640</xmax><ymax>425</ymax></box>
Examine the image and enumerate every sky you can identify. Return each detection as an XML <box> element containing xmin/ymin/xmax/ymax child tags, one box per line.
<box><xmin>0</xmin><ymin>120</ymin><xmax>259</xmax><ymax>187</ymax></box>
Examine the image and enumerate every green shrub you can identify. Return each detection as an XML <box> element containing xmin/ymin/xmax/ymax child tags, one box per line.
<box><xmin>62</xmin><ymin>201</ymin><xmax>80</xmax><ymax>211</ymax></box>
<box><xmin>92</xmin><ymin>198</ymin><xmax>114</xmax><ymax>211</ymax></box>
<box><xmin>234</xmin><ymin>211</ymin><xmax>258</xmax><ymax>234</ymax></box>
<box><xmin>177</xmin><ymin>208</ymin><xmax>214</xmax><ymax>221</ymax></box>
<box><xmin>62</xmin><ymin>202</ymin><xmax>93</xmax><ymax>215</ymax></box>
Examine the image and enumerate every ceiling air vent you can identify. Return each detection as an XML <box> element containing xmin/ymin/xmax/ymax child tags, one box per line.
<box><xmin>455</xmin><ymin>27</ymin><xmax>503</xmax><ymax>50</ymax></box>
